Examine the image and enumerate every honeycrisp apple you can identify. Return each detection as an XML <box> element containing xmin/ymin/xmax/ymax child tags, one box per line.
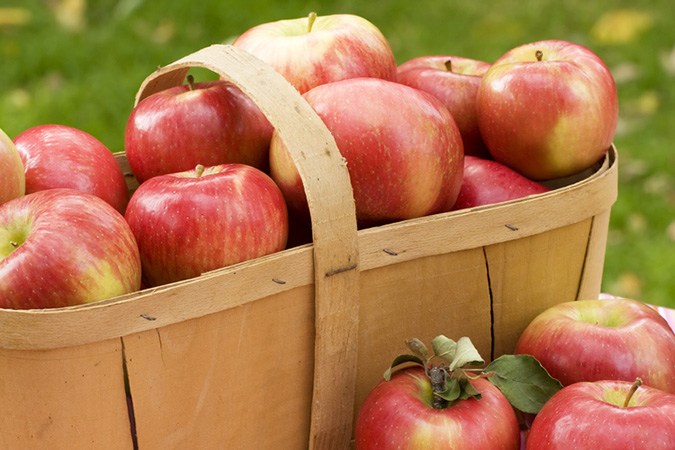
<box><xmin>514</xmin><ymin>298</ymin><xmax>675</xmax><ymax>394</ymax></box>
<box><xmin>232</xmin><ymin>12</ymin><xmax>397</xmax><ymax>94</ymax></box>
<box><xmin>397</xmin><ymin>55</ymin><xmax>492</xmax><ymax>158</ymax></box>
<box><xmin>0</xmin><ymin>127</ymin><xmax>25</xmax><ymax>206</ymax></box>
<box><xmin>124</xmin><ymin>163</ymin><xmax>288</xmax><ymax>287</ymax></box>
<box><xmin>13</xmin><ymin>124</ymin><xmax>129</xmax><ymax>214</ymax></box>
<box><xmin>270</xmin><ymin>77</ymin><xmax>464</xmax><ymax>227</ymax></box>
<box><xmin>526</xmin><ymin>379</ymin><xmax>675</xmax><ymax>449</ymax></box>
<box><xmin>477</xmin><ymin>39</ymin><xmax>618</xmax><ymax>180</ymax></box>
<box><xmin>452</xmin><ymin>156</ymin><xmax>550</xmax><ymax>210</ymax></box>
<box><xmin>356</xmin><ymin>366</ymin><xmax>520</xmax><ymax>450</ymax></box>
<box><xmin>125</xmin><ymin>76</ymin><xmax>273</xmax><ymax>184</ymax></box>
<box><xmin>0</xmin><ymin>188</ymin><xmax>142</xmax><ymax>309</ymax></box>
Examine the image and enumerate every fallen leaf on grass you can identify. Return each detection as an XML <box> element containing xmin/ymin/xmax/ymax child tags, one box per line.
<box><xmin>660</xmin><ymin>45</ymin><xmax>675</xmax><ymax>76</ymax></box>
<box><xmin>0</xmin><ymin>8</ymin><xmax>31</xmax><ymax>27</ymax></box>
<box><xmin>590</xmin><ymin>9</ymin><xmax>653</xmax><ymax>45</ymax></box>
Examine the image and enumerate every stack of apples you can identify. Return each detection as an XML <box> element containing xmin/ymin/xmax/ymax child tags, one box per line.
<box><xmin>356</xmin><ymin>297</ymin><xmax>675</xmax><ymax>449</ymax></box>
<box><xmin>1</xmin><ymin>12</ymin><xmax>618</xmax><ymax>310</ymax></box>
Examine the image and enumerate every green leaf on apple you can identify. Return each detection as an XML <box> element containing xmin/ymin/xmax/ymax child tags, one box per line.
<box><xmin>458</xmin><ymin>378</ymin><xmax>482</xmax><ymax>400</ymax></box>
<box><xmin>435</xmin><ymin>377</ymin><xmax>461</xmax><ymax>402</ymax></box>
<box><xmin>485</xmin><ymin>354</ymin><xmax>564</xmax><ymax>414</ymax></box>
<box><xmin>384</xmin><ymin>354</ymin><xmax>425</xmax><ymax>381</ymax></box>
<box><xmin>406</xmin><ymin>338</ymin><xmax>430</xmax><ymax>361</ymax></box>
<box><xmin>448</xmin><ymin>336</ymin><xmax>484</xmax><ymax>370</ymax></box>
<box><xmin>431</xmin><ymin>335</ymin><xmax>457</xmax><ymax>363</ymax></box>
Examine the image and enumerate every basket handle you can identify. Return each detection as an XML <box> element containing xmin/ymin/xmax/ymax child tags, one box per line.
<box><xmin>134</xmin><ymin>45</ymin><xmax>360</xmax><ymax>449</ymax></box>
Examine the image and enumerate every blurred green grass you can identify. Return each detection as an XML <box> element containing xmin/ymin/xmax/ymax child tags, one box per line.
<box><xmin>2</xmin><ymin>0</ymin><xmax>674</xmax><ymax>307</ymax></box>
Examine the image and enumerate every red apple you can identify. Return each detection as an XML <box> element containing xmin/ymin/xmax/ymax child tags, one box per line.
<box><xmin>12</xmin><ymin>124</ymin><xmax>129</xmax><ymax>214</ymax></box>
<box><xmin>124</xmin><ymin>77</ymin><xmax>273</xmax><ymax>184</ymax></box>
<box><xmin>0</xmin><ymin>188</ymin><xmax>142</xmax><ymax>309</ymax></box>
<box><xmin>269</xmin><ymin>77</ymin><xmax>464</xmax><ymax>227</ymax></box>
<box><xmin>355</xmin><ymin>365</ymin><xmax>520</xmax><ymax>449</ymax></box>
<box><xmin>452</xmin><ymin>155</ymin><xmax>550</xmax><ymax>210</ymax></box>
<box><xmin>514</xmin><ymin>298</ymin><xmax>675</xmax><ymax>394</ymax></box>
<box><xmin>232</xmin><ymin>12</ymin><xmax>397</xmax><ymax>94</ymax></box>
<box><xmin>526</xmin><ymin>379</ymin><xmax>675</xmax><ymax>449</ymax></box>
<box><xmin>397</xmin><ymin>55</ymin><xmax>492</xmax><ymax>158</ymax></box>
<box><xmin>477</xmin><ymin>40</ymin><xmax>618</xmax><ymax>180</ymax></box>
<box><xmin>0</xmin><ymin>127</ymin><xmax>25</xmax><ymax>206</ymax></box>
<box><xmin>124</xmin><ymin>163</ymin><xmax>288</xmax><ymax>287</ymax></box>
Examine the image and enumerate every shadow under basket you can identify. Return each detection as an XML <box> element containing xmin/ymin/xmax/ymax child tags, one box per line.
<box><xmin>0</xmin><ymin>45</ymin><xmax>618</xmax><ymax>450</ymax></box>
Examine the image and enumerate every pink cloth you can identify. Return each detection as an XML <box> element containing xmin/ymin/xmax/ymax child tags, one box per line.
<box><xmin>519</xmin><ymin>294</ymin><xmax>675</xmax><ymax>449</ymax></box>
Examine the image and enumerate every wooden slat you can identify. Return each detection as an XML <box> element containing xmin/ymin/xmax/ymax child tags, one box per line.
<box><xmin>124</xmin><ymin>286</ymin><xmax>315</xmax><ymax>449</ymax></box>
<box><xmin>488</xmin><ymin>219</ymin><xmax>593</xmax><ymax>358</ymax></box>
<box><xmin>0</xmin><ymin>338</ymin><xmax>133</xmax><ymax>449</ymax></box>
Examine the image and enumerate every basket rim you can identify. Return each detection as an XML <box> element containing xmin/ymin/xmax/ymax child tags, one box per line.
<box><xmin>0</xmin><ymin>145</ymin><xmax>617</xmax><ymax>350</ymax></box>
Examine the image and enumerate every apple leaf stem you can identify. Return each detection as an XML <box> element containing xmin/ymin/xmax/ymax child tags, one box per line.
<box><xmin>623</xmin><ymin>378</ymin><xmax>643</xmax><ymax>407</ymax></box>
<box><xmin>186</xmin><ymin>74</ymin><xmax>195</xmax><ymax>91</ymax></box>
<box><xmin>535</xmin><ymin>50</ymin><xmax>544</xmax><ymax>61</ymax></box>
<box><xmin>307</xmin><ymin>11</ymin><xmax>317</xmax><ymax>33</ymax></box>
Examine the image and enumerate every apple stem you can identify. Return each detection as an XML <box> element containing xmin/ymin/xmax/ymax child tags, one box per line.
<box><xmin>9</xmin><ymin>241</ymin><xmax>18</xmax><ymax>248</ymax></box>
<box><xmin>186</xmin><ymin>74</ymin><xmax>195</xmax><ymax>91</ymax></box>
<box><xmin>195</xmin><ymin>164</ymin><xmax>206</xmax><ymax>178</ymax></box>
<box><xmin>429</xmin><ymin>366</ymin><xmax>449</xmax><ymax>409</ymax></box>
<box><xmin>444</xmin><ymin>59</ymin><xmax>452</xmax><ymax>72</ymax></box>
<box><xmin>307</xmin><ymin>11</ymin><xmax>317</xmax><ymax>33</ymax></box>
<box><xmin>623</xmin><ymin>378</ymin><xmax>643</xmax><ymax>407</ymax></box>
<box><xmin>535</xmin><ymin>50</ymin><xmax>544</xmax><ymax>61</ymax></box>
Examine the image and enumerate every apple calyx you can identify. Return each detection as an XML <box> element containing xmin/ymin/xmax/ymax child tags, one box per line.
<box><xmin>384</xmin><ymin>335</ymin><xmax>565</xmax><ymax>414</ymax></box>
<box><xmin>307</xmin><ymin>11</ymin><xmax>317</xmax><ymax>33</ymax></box>
<box><xmin>623</xmin><ymin>378</ymin><xmax>643</xmax><ymax>407</ymax></box>
<box><xmin>535</xmin><ymin>50</ymin><xmax>544</xmax><ymax>61</ymax></box>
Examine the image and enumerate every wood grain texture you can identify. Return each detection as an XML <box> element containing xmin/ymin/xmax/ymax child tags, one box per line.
<box><xmin>0</xmin><ymin>338</ymin><xmax>133</xmax><ymax>449</ymax></box>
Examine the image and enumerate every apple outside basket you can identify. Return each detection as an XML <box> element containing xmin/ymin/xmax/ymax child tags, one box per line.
<box><xmin>0</xmin><ymin>45</ymin><xmax>618</xmax><ymax>449</ymax></box>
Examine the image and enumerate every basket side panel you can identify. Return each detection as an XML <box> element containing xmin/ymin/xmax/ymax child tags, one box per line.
<box><xmin>124</xmin><ymin>285</ymin><xmax>315</xmax><ymax>450</ymax></box>
<box><xmin>0</xmin><ymin>338</ymin><xmax>133</xmax><ymax>449</ymax></box>
<box><xmin>489</xmin><ymin>218</ymin><xmax>593</xmax><ymax>357</ymax></box>
<box><xmin>354</xmin><ymin>248</ymin><xmax>493</xmax><ymax>423</ymax></box>
<box><xmin>577</xmin><ymin>209</ymin><xmax>612</xmax><ymax>299</ymax></box>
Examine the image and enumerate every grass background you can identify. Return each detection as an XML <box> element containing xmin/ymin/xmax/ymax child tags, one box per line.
<box><xmin>2</xmin><ymin>0</ymin><xmax>674</xmax><ymax>308</ymax></box>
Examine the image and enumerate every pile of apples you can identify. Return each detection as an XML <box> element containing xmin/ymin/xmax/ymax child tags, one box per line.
<box><xmin>1</xmin><ymin>12</ymin><xmax>618</xmax><ymax>310</ymax></box>
<box><xmin>356</xmin><ymin>297</ymin><xmax>675</xmax><ymax>449</ymax></box>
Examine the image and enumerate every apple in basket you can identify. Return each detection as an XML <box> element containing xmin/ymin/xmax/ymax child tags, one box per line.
<box><xmin>125</xmin><ymin>76</ymin><xmax>273</xmax><ymax>184</ymax></box>
<box><xmin>0</xmin><ymin>189</ymin><xmax>142</xmax><ymax>309</ymax></box>
<box><xmin>124</xmin><ymin>163</ymin><xmax>288</xmax><ymax>287</ymax></box>
<box><xmin>514</xmin><ymin>298</ymin><xmax>675</xmax><ymax>394</ymax></box>
<box><xmin>355</xmin><ymin>336</ymin><xmax>522</xmax><ymax>449</ymax></box>
<box><xmin>452</xmin><ymin>155</ymin><xmax>550</xmax><ymax>210</ymax></box>
<box><xmin>0</xmin><ymin>127</ymin><xmax>25</xmax><ymax>206</ymax></box>
<box><xmin>13</xmin><ymin>124</ymin><xmax>129</xmax><ymax>214</ymax></box>
<box><xmin>477</xmin><ymin>39</ymin><xmax>618</xmax><ymax>180</ymax></box>
<box><xmin>397</xmin><ymin>55</ymin><xmax>492</xmax><ymax>158</ymax></box>
<box><xmin>269</xmin><ymin>77</ymin><xmax>464</xmax><ymax>227</ymax></box>
<box><xmin>232</xmin><ymin>12</ymin><xmax>397</xmax><ymax>94</ymax></box>
<box><xmin>526</xmin><ymin>379</ymin><xmax>675</xmax><ymax>449</ymax></box>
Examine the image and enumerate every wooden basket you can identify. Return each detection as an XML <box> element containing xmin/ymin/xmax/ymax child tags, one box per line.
<box><xmin>0</xmin><ymin>45</ymin><xmax>618</xmax><ymax>449</ymax></box>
